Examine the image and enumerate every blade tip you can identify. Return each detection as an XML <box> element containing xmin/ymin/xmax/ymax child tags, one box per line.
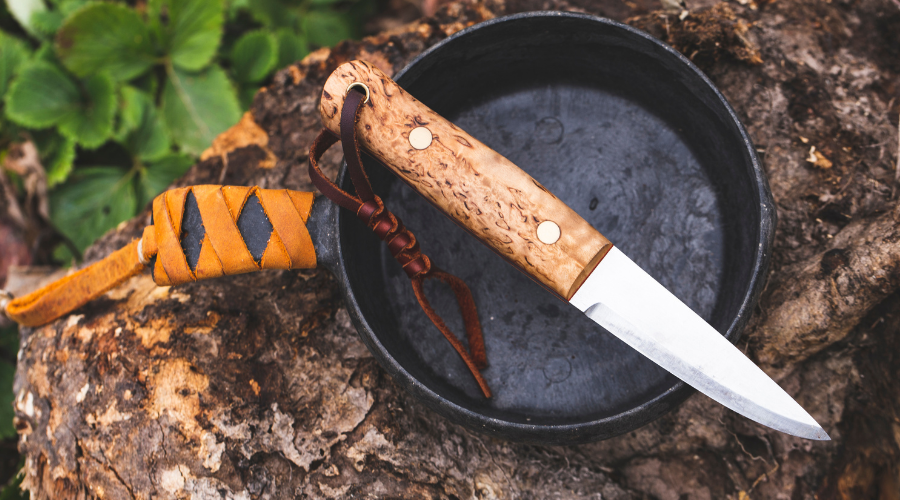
<box><xmin>814</xmin><ymin>428</ymin><xmax>831</xmax><ymax>441</ymax></box>
<box><xmin>798</xmin><ymin>424</ymin><xmax>830</xmax><ymax>441</ymax></box>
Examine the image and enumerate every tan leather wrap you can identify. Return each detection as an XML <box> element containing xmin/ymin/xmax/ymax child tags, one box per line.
<box><xmin>151</xmin><ymin>186</ymin><xmax>316</xmax><ymax>286</ymax></box>
<box><xmin>5</xmin><ymin>186</ymin><xmax>317</xmax><ymax>327</ymax></box>
<box><xmin>5</xmin><ymin>240</ymin><xmax>145</xmax><ymax>327</ymax></box>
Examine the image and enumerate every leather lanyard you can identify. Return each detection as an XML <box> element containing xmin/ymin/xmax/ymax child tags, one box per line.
<box><xmin>308</xmin><ymin>87</ymin><xmax>491</xmax><ymax>397</ymax></box>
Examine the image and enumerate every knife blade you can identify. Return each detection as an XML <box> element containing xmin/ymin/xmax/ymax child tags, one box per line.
<box><xmin>319</xmin><ymin>60</ymin><xmax>829</xmax><ymax>440</ymax></box>
<box><xmin>571</xmin><ymin>248</ymin><xmax>828</xmax><ymax>440</ymax></box>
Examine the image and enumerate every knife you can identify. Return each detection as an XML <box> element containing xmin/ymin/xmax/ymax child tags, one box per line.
<box><xmin>319</xmin><ymin>60</ymin><xmax>829</xmax><ymax>440</ymax></box>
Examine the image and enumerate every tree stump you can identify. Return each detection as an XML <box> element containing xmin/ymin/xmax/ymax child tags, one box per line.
<box><xmin>11</xmin><ymin>0</ymin><xmax>900</xmax><ymax>498</ymax></box>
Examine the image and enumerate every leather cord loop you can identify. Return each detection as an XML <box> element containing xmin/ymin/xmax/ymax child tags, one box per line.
<box><xmin>308</xmin><ymin>86</ymin><xmax>492</xmax><ymax>398</ymax></box>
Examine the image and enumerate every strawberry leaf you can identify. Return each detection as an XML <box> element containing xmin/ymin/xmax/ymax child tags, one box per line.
<box><xmin>151</xmin><ymin>0</ymin><xmax>224</xmax><ymax>71</ymax></box>
<box><xmin>56</xmin><ymin>3</ymin><xmax>156</xmax><ymax>81</ymax></box>
<box><xmin>138</xmin><ymin>153</ymin><xmax>192</xmax><ymax>207</ymax></box>
<box><xmin>5</xmin><ymin>60</ymin><xmax>79</xmax><ymax>129</ymax></box>
<box><xmin>161</xmin><ymin>64</ymin><xmax>240</xmax><ymax>155</ymax></box>
<box><xmin>118</xmin><ymin>86</ymin><xmax>169</xmax><ymax>161</ymax></box>
<box><xmin>50</xmin><ymin>166</ymin><xmax>137</xmax><ymax>251</ymax></box>
<box><xmin>56</xmin><ymin>72</ymin><xmax>116</xmax><ymax>148</ymax></box>
<box><xmin>0</xmin><ymin>31</ymin><xmax>31</xmax><ymax>98</ymax></box>
<box><xmin>231</xmin><ymin>29</ymin><xmax>276</xmax><ymax>83</ymax></box>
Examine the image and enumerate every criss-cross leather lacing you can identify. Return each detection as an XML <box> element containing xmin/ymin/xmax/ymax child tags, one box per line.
<box><xmin>308</xmin><ymin>88</ymin><xmax>491</xmax><ymax>398</ymax></box>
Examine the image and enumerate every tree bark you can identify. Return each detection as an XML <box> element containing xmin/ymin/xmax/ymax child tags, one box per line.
<box><xmin>11</xmin><ymin>0</ymin><xmax>900</xmax><ymax>498</ymax></box>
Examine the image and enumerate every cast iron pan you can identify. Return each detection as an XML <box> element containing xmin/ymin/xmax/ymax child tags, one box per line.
<box><xmin>306</xmin><ymin>12</ymin><xmax>775</xmax><ymax>444</ymax></box>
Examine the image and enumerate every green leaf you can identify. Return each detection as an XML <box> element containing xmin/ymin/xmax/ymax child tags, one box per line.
<box><xmin>120</xmin><ymin>87</ymin><xmax>169</xmax><ymax>161</ymax></box>
<box><xmin>5</xmin><ymin>61</ymin><xmax>79</xmax><ymax>128</ymax></box>
<box><xmin>161</xmin><ymin>64</ymin><xmax>240</xmax><ymax>155</ymax></box>
<box><xmin>30</xmin><ymin>9</ymin><xmax>63</xmax><ymax>36</ymax></box>
<box><xmin>56</xmin><ymin>3</ymin><xmax>156</xmax><ymax>81</ymax></box>
<box><xmin>33</xmin><ymin>41</ymin><xmax>57</xmax><ymax>63</ymax></box>
<box><xmin>56</xmin><ymin>0</ymin><xmax>87</xmax><ymax>17</ymax></box>
<box><xmin>32</xmin><ymin>129</ymin><xmax>76</xmax><ymax>186</ymax></box>
<box><xmin>127</xmin><ymin>70</ymin><xmax>159</xmax><ymax>99</ymax></box>
<box><xmin>138</xmin><ymin>153</ymin><xmax>191</xmax><ymax>206</ymax></box>
<box><xmin>57</xmin><ymin>72</ymin><xmax>116</xmax><ymax>148</ymax></box>
<box><xmin>227</xmin><ymin>0</ymin><xmax>249</xmax><ymax>21</ymax></box>
<box><xmin>6</xmin><ymin>0</ymin><xmax>46</xmax><ymax>37</ymax></box>
<box><xmin>231</xmin><ymin>29</ymin><xmax>276</xmax><ymax>83</ymax></box>
<box><xmin>50</xmin><ymin>166</ymin><xmax>137</xmax><ymax>251</ymax></box>
<box><xmin>45</xmin><ymin>135</ymin><xmax>76</xmax><ymax>186</ymax></box>
<box><xmin>116</xmin><ymin>85</ymin><xmax>144</xmax><ymax>138</ymax></box>
<box><xmin>51</xmin><ymin>241</ymin><xmax>75</xmax><ymax>264</ymax></box>
<box><xmin>0</xmin><ymin>31</ymin><xmax>31</xmax><ymax>98</ymax></box>
<box><xmin>239</xmin><ymin>85</ymin><xmax>256</xmax><ymax>109</ymax></box>
<box><xmin>302</xmin><ymin>10</ymin><xmax>354</xmax><ymax>48</ymax></box>
<box><xmin>275</xmin><ymin>28</ymin><xmax>306</xmax><ymax>69</ymax></box>
<box><xmin>308</xmin><ymin>0</ymin><xmax>342</xmax><ymax>7</ymax></box>
<box><xmin>0</xmin><ymin>360</ymin><xmax>15</xmax><ymax>440</ymax></box>
<box><xmin>151</xmin><ymin>0</ymin><xmax>224</xmax><ymax>71</ymax></box>
<box><xmin>246</xmin><ymin>0</ymin><xmax>298</xmax><ymax>30</ymax></box>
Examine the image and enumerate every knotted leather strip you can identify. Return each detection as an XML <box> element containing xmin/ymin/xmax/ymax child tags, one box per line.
<box><xmin>151</xmin><ymin>186</ymin><xmax>316</xmax><ymax>286</ymax></box>
<box><xmin>309</xmin><ymin>88</ymin><xmax>491</xmax><ymax>397</ymax></box>
<box><xmin>5</xmin><ymin>187</ymin><xmax>317</xmax><ymax>327</ymax></box>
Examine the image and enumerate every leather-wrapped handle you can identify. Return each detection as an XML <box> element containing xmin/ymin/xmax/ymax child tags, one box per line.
<box><xmin>320</xmin><ymin>60</ymin><xmax>612</xmax><ymax>299</ymax></box>
<box><xmin>147</xmin><ymin>185</ymin><xmax>317</xmax><ymax>286</ymax></box>
<box><xmin>5</xmin><ymin>185</ymin><xmax>317</xmax><ymax>327</ymax></box>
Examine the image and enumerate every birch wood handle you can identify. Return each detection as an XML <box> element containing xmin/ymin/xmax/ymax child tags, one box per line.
<box><xmin>320</xmin><ymin>60</ymin><xmax>612</xmax><ymax>299</ymax></box>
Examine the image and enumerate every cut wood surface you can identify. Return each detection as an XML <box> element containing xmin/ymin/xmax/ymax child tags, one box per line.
<box><xmin>11</xmin><ymin>0</ymin><xmax>900</xmax><ymax>498</ymax></box>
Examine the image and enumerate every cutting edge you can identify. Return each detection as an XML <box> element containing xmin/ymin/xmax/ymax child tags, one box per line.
<box><xmin>570</xmin><ymin>247</ymin><xmax>830</xmax><ymax>440</ymax></box>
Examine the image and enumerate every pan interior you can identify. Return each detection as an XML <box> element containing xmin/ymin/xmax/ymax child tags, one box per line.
<box><xmin>338</xmin><ymin>14</ymin><xmax>762</xmax><ymax>439</ymax></box>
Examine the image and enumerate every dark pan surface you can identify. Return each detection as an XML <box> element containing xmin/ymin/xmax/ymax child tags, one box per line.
<box><xmin>331</xmin><ymin>12</ymin><xmax>775</xmax><ymax>443</ymax></box>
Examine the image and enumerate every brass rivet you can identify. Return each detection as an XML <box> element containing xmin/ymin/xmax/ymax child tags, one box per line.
<box><xmin>537</xmin><ymin>221</ymin><xmax>561</xmax><ymax>244</ymax></box>
<box><xmin>346</xmin><ymin>82</ymin><xmax>370</xmax><ymax>104</ymax></box>
<box><xmin>409</xmin><ymin>127</ymin><xmax>433</xmax><ymax>150</ymax></box>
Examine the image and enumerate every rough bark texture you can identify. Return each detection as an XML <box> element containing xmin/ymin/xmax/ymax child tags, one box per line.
<box><xmin>11</xmin><ymin>0</ymin><xmax>900</xmax><ymax>498</ymax></box>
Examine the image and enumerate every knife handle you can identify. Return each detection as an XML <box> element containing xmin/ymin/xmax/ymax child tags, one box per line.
<box><xmin>5</xmin><ymin>185</ymin><xmax>317</xmax><ymax>327</ymax></box>
<box><xmin>320</xmin><ymin>60</ymin><xmax>612</xmax><ymax>299</ymax></box>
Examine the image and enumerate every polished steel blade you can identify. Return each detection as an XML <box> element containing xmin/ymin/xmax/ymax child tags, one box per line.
<box><xmin>570</xmin><ymin>247</ymin><xmax>829</xmax><ymax>440</ymax></box>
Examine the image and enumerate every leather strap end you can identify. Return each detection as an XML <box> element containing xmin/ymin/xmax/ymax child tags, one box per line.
<box><xmin>5</xmin><ymin>239</ymin><xmax>146</xmax><ymax>327</ymax></box>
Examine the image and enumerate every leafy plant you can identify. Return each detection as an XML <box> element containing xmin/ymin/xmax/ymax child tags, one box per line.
<box><xmin>0</xmin><ymin>0</ymin><xmax>371</xmax><ymax>258</ymax></box>
<box><xmin>0</xmin><ymin>0</ymin><xmax>375</xmax><ymax>493</ymax></box>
